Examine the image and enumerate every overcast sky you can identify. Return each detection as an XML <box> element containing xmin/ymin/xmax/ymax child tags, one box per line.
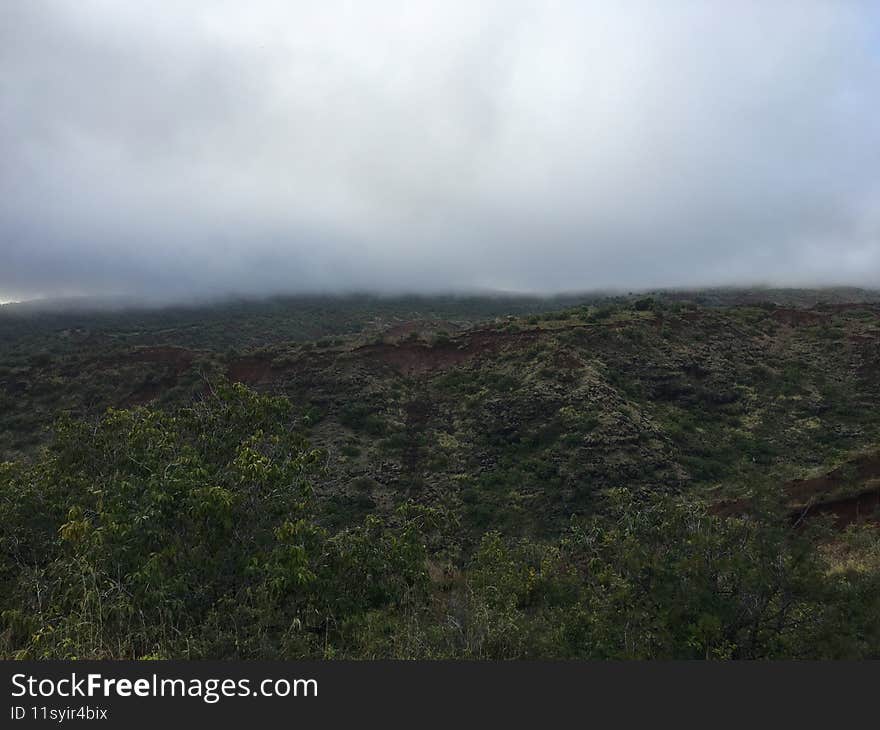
<box><xmin>1</xmin><ymin>1</ymin><xmax>879</xmax><ymax>302</ymax></box>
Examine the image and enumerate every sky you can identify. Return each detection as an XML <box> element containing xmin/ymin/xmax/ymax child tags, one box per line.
<box><xmin>1</xmin><ymin>1</ymin><xmax>879</xmax><ymax>303</ymax></box>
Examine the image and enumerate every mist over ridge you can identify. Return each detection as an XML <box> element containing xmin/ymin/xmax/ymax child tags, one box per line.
<box><xmin>2</xmin><ymin>2</ymin><xmax>879</xmax><ymax>304</ymax></box>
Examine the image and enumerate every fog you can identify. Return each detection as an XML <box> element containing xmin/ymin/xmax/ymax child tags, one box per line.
<box><xmin>2</xmin><ymin>1</ymin><xmax>879</xmax><ymax>303</ymax></box>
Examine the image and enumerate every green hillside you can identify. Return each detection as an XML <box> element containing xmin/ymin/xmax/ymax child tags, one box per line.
<box><xmin>2</xmin><ymin>291</ymin><xmax>879</xmax><ymax>658</ymax></box>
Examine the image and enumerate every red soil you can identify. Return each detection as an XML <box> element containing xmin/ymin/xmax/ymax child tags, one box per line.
<box><xmin>226</xmin><ymin>356</ymin><xmax>276</xmax><ymax>385</ymax></box>
<box><xmin>815</xmin><ymin>303</ymin><xmax>880</xmax><ymax>314</ymax></box>
<box><xmin>383</xmin><ymin>320</ymin><xmax>459</xmax><ymax>339</ymax></box>
<box><xmin>356</xmin><ymin>341</ymin><xmax>473</xmax><ymax>376</ymax></box>
<box><xmin>712</xmin><ymin>451</ymin><xmax>880</xmax><ymax>528</ymax></box>
<box><xmin>791</xmin><ymin>488</ymin><xmax>880</xmax><ymax>528</ymax></box>
<box><xmin>356</xmin><ymin>326</ymin><xmax>546</xmax><ymax>376</ymax></box>
<box><xmin>126</xmin><ymin>381</ymin><xmax>165</xmax><ymax>406</ymax></box>
<box><xmin>119</xmin><ymin>347</ymin><xmax>198</xmax><ymax>405</ymax></box>
<box><xmin>771</xmin><ymin>308</ymin><xmax>825</xmax><ymax>327</ymax></box>
<box><xmin>124</xmin><ymin>346</ymin><xmax>196</xmax><ymax>374</ymax></box>
<box><xmin>784</xmin><ymin>452</ymin><xmax>880</xmax><ymax>504</ymax></box>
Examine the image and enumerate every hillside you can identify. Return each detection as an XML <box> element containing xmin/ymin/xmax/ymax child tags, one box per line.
<box><xmin>3</xmin><ymin>292</ymin><xmax>879</xmax><ymax>532</ymax></box>
<box><xmin>2</xmin><ymin>290</ymin><xmax>880</xmax><ymax>659</ymax></box>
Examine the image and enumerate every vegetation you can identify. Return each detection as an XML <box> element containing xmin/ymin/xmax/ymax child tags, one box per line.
<box><xmin>1</xmin><ymin>289</ymin><xmax>879</xmax><ymax>658</ymax></box>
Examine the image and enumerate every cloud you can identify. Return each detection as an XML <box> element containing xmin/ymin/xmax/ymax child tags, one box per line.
<box><xmin>2</xmin><ymin>0</ymin><xmax>879</xmax><ymax>301</ymax></box>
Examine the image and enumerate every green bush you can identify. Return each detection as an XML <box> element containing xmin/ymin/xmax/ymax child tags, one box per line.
<box><xmin>2</xmin><ymin>383</ymin><xmax>879</xmax><ymax>659</ymax></box>
<box><xmin>0</xmin><ymin>384</ymin><xmax>429</xmax><ymax>659</ymax></box>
